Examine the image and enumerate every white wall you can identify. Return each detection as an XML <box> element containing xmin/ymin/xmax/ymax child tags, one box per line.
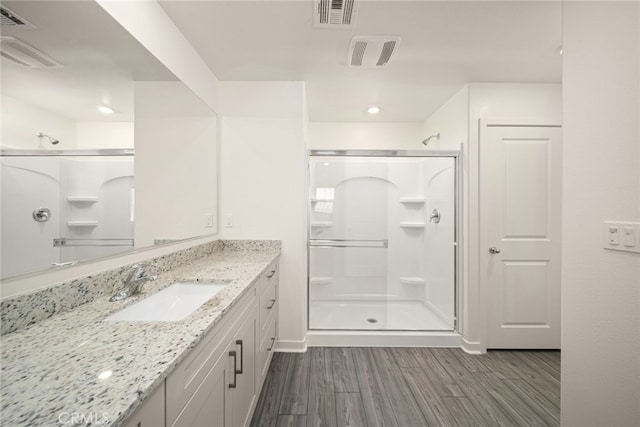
<box><xmin>97</xmin><ymin>0</ymin><xmax>219</xmax><ymax>113</ymax></box>
<box><xmin>562</xmin><ymin>2</ymin><xmax>640</xmax><ymax>425</ymax></box>
<box><xmin>307</xmin><ymin>122</ymin><xmax>422</xmax><ymax>150</ymax></box>
<box><xmin>422</xmin><ymin>85</ymin><xmax>469</xmax><ymax>150</ymax></box>
<box><xmin>418</xmin><ymin>82</ymin><xmax>562</xmax><ymax>351</ymax></box>
<box><xmin>463</xmin><ymin>83</ymin><xmax>562</xmax><ymax>351</ymax></box>
<box><xmin>134</xmin><ymin>81</ymin><xmax>217</xmax><ymax>248</ymax></box>
<box><xmin>1</xmin><ymin>94</ymin><xmax>77</xmax><ymax>149</ymax></box>
<box><xmin>219</xmin><ymin>81</ymin><xmax>307</xmax><ymax>351</ymax></box>
<box><xmin>76</xmin><ymin>122</ymin><xmax>134</xmax><ymax>149</ymax></box>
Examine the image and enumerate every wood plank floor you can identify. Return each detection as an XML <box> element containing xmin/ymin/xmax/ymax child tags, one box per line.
<box><xmin>250</xmin><ymin>348</ymin><xmax>560</xmax><ymax>427</ymax></box>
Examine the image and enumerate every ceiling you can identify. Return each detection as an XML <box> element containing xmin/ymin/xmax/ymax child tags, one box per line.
<box><xmin>159</xmin><ymin>0</ymin><xmax>562</xmax><ymax>122</ymax></box>
<box><xmin>1</xmin><ymin>1</ymin><xmax>177</xmax><ymax>122</ymax></box>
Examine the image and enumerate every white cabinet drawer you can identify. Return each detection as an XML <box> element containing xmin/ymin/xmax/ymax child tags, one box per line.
<box><xmin>258</xmin><ymin>317</ymin><xmax>277</xmax><ymax>384</ymax></box>
<box><xmin>263</xmin><ymin>261</ymin><xmax>278</xmax><ymax>285</ymax></box>
<box><xmin>165</xmin><ymin>286</ymin><xmax>256</xmax><ymax>426</ymax></box>
<box><xmin>259</xmin><ymin>277</ymin><xmax>277</xmax><ymax>338</ymax></box>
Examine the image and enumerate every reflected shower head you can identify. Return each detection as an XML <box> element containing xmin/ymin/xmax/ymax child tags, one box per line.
<box><xmin>37</xmin><ymin>132</ymin><xmax>59</xmax><ymax>145</ymax></box>
<box><xmin>422</xmin><ymin>133</ymin><xmax>440</xmax><ymax>146</ymax></box>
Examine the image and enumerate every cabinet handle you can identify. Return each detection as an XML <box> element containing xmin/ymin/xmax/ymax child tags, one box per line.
<box><xmin>267</xmin><ymin>270</ymin><xmax>276</xmax><ymax>278</ymax></box>
<box><xmin>267</xmin><ymin>337</ymin><xmax>275</xmax><ymax>352</ymax></box>
<box><xmin>235</xmin><ymin>340</ymin><xmax>243</xmax><ymax>374</ymax></box>
<box><xmin>229</xmin><ymin>351</ymin><xmax>237</xmax><ymax>388</ymax></box>
<box><xmin>266</xmin><ymin>299</ymin><xmax>276</xmax><ymax>309</ymax></box>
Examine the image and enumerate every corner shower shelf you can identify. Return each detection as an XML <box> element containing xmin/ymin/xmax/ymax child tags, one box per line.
<box><xmin>310</xmin><ymin>198</ymin><xmax>334</xmax><ymax>203</ymax></box>
<box><xmin>67</xmin><ymin>197</ymin><xmax>98</xmax><ymax>203</ymax></box>
<box><xmin>399</xmin><ymin>222</ymin><xmax>425</xmax><ymax>228</ymax></box>
<box><xmin>310</xmin><ymin>221</ymin><xmax>333</xmax><ymax>228</ymax></box>
<box><xmin>399</xmin><ymin>277</ymin><xmax>425</xmax><ymax>285</ymax></box>
<box><xmin>310</xmin><ymin>277</ymin><xmax>333</xmax><ymax>285</ymax></box>
<box><xmin>67</xmin><ymin>221</ymin><xmax>98</xmax><ymax>227</ymax></box>
<box><xmin>399</xmin><ymin>197</ymin><xmax>425</xmax><ymax>204</ymax></box>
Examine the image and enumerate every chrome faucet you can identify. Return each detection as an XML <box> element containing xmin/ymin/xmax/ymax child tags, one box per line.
<box><xmin>109</xmin><ymin>263</ymin><xmax>157</xmax><ymax>302</ymax></box>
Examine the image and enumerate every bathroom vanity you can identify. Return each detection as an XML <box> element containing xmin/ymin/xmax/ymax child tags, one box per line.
<box><xmin>0</xmin><ymin>240</ymin><xmax>280</xmax><ymax>427</ymax></box>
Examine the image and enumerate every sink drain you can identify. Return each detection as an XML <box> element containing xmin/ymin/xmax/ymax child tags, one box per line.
<box><xmin>366</xmin><ymin>318</ymin><xmax>378</xmax><ymax>323</ymax></box>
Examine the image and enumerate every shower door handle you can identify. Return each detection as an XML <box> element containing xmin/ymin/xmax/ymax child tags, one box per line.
<box><xmin>489</xmin><ymin>246</ymin><xmax>501</xmax><ymax>254</ymax></box>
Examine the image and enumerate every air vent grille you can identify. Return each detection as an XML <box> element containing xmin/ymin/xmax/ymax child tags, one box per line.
<box><xmin>0</xmin><ymin>7</ymin><xmax>35</xmax><ymax>28</ymax></box>
<box><xmin>350</xmin><ymin>41</ymin><xmax>367</xmax><ymax>66</ymax></box>
<box><xmin>376</xmin><ymin>41</ymin><xmax>397</xmax><ymax>67</ymax></box>
<box><xmin>313</xmin><ymin>0</ymin><xmax>358</xmax><ymax>29</ymax></box>
<box><xmin>0</xmin><ymin>37</ymin><xmax>62</xmax><ymax>68</ymax></box>
<box><xmin>347</xmin><ymin>36</ymin><xmax>401</xmax><ymax>68</ymax></box>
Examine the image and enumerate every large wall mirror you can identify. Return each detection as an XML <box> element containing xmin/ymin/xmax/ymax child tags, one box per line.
<box><xmin>0</xmin><ymin>1</ymin><xmax>218</xmax><ymax>280</ymax></box>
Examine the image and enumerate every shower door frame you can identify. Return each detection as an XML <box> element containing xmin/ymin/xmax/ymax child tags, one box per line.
<box><xmin>306</xmin><ymin>149</ymin><xmax>462</xmax><ymax>333</ymax></box>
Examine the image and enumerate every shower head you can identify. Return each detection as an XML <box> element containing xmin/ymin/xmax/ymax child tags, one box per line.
<box><xmin>37</xmin><ymin>132</ymin><xmax>59</xmax><ymax>145</ymax></box>
<box><xmin>422</xmin><ymin>133</ymin><xmax>440</xmax><ymax>146</ymax></box>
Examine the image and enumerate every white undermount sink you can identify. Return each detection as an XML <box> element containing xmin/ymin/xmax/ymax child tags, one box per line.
<box><xmin>105</xmin><ymin>282</ymin><xmax>226</xmax><ymax>322</ymax></box>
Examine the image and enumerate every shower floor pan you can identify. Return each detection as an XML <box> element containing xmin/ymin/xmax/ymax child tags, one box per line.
<box><xmin>309</xmin><ymin>300</ymin><xmax>453</xmax><ymax>331</ymax></box>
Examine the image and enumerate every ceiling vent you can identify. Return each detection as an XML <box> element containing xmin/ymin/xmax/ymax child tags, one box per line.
<box><xmin>348</xmin><ymin>36</ymin><xmax>401</xmax><ymax>68</ymax></box>
<box><xmin>313</xmin><ymin>0</ymin><xmax>358</xmax><ymax>29</ymax></box>
<box><xmin>0</xmin><ymin>37</ymin><xmax>62</xmax><ymax>68</ymax></box>
<box><xmin>1</xmin><ymin>7</ymin><xmax>35</xmax><ymax>28</ymax></box>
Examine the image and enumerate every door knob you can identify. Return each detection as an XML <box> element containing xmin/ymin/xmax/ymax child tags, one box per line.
<box><xmin>489</xmin><ymin>246</ymin><xmax>501</xmax><ymax>254</ymax></box>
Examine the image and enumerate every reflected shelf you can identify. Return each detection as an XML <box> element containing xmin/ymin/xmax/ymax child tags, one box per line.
<box><xmin>399</xmin><ymin>197</ymin><xmax>425</xmax><ymax>204</ymax></box>
<box><xmin>399</xmin><ymin>277</ymin><xmax>425</xmax><ymax>285</ymax></box>
<box><xmin>399</xmin><ymin>222</ymin><xmax>425</xmax><ymax>228</ymax></box>
<box><xmin>67</xmin><ymin>197</ymin><xmax>98</xmax><ymax>203</ymax></box>
<box><xmin>67</xmin><ymin>221</ymin><xmax>98</xmax><ymax>227</ymax></box>
<box><xmin>309</xmin><ymin>277</ymin><xmax>333</xmax><ymax>285</ymax></box>
<box><xmin>310</xmin><ymin>222</ymin><xmax>333</xmax><ymax>228</ymax></box>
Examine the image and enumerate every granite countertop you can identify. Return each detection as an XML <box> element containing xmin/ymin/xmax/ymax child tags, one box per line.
<box><xmin>0</xmin><ymin>245</ymin><xmax>280</xmax><ymax>426</ymax></box>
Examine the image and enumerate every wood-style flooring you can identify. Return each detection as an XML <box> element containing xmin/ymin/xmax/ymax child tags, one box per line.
<box><xmin>250</xmin><ymin>347</ymin><xmax>560</xmax><ymax>427</ymax></box>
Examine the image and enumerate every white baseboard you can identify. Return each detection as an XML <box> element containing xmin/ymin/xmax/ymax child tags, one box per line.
<box><xmin>275</xmin><ymin>338</ymin><xmax>307</xmax><ymax>353</ymax></box>
<box><xmin>306</xmin><ymin>330</ymin><xmax>462</xmax><ymax>348</ymax></box>
<box><xmin>461</xmin><ymin>337</ymin><xmax>486</xmax><ymax>354</ymax></box>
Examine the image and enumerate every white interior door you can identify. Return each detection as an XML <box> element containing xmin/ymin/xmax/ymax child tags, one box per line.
<box><xmin>481</xmin><ymin>122</ymin><xmax>562</xmax><ymax>349</ymax></box>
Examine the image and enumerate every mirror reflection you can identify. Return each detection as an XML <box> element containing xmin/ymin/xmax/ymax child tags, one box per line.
<box><xmin>0</xmin><ymin>1</ymin><xmax>217</xmax><ymax>279</ymax></box>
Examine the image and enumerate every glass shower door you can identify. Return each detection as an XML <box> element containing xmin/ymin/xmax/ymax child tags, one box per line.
<box><xmin>308</xmin><ymin>157</ymin><xmax>392</xmax><ymax>329</ymax></box>
<box><xmin>308</xmin><ymin>154</ymin><xmax>457</xmax><ymax>331</ymax></box>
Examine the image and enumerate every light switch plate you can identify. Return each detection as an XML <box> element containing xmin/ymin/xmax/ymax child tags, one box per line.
<box><xmin>604</xmin><ymin>221</ymin><xmax>640</xmax><ymax>254</ymax></box>
<box><xmin>204</xmin><ymin>213</ymin><xmax>214</xmax><ymax>228</ymax></box>
<box><xmin>224</xmin><ymin>214</ymin><xmax>233</xmax><ymax>228</ymax></box>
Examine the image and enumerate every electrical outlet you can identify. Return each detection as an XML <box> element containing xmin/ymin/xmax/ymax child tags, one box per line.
<box><xmin>604</xmin><ymin>221</ymin><xmax>640</xmax><ymax>254</ymax></box>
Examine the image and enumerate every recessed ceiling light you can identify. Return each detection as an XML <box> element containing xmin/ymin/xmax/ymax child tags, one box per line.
<box><xmin>367</xmin><ymin>106</ymin><xmax>380</xmax><ymax>114</ymax></box>
<box><xmin>96</xmin><ymin>105</ymin><xmax>115</xmax><ymax>114</ymax></box>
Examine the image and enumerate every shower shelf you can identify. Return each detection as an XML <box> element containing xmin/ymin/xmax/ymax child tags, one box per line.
<box><xmin>399</xmin><ymin>197</ymin><xmax>425</xmax><ymax>204</ymax></box>
<box><xmin>399</xmin><ymin>277</ymin><xmax>425</xmax><ymax>285</ymax></box>
<box><xmin>310</xmin><ymin>198</ymin><xmax>333</xmax><ymax>203</ymax></box>
<box><xmin>399</xmin><ymin>222</ymin><xmax>425</xmax><ymax>228</ymax></box>
<box><xmin>67</xmin><ymin>197</ymin><xmax>98</xmax><ymax>203</ymax></box>
<box><xmin>310</xmin><ymin>277</ymin><xmax>333</xmax><ymax>285</ymax></box>
<box><xmin>67</xmin><ymin>221</ymin><xmax>98</xmax><ymax>227</ymax></box>
<box><xmin>310</xmin><ymin>222</ymin><xmax>333</xmax><ymax>228</ymax></box>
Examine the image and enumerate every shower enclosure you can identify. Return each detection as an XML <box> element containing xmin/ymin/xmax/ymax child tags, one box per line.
<box><xmin>1</xmin><ymin>149</ymin><xmax>134</xmax><ymax>278</ymax></box>
<box><xmin>308</xmin><ymin>150</ymin><xmax>459</xmax><ymax>332</ymax></box>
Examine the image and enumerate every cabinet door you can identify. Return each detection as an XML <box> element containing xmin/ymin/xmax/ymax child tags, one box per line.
<box><xmin>123</xmin><ymin>383</ymin><xmax>165</xmax><ymax>427</ymax></box>
<box><xmin>171</xmin><ymin>350</ymin><xmax>232</xmax><ymax>427</ymax></box>
<box><xmin>229</xmin><ymin>305</ymin><xmax>257</xmax><ymax>427</ymax></box>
